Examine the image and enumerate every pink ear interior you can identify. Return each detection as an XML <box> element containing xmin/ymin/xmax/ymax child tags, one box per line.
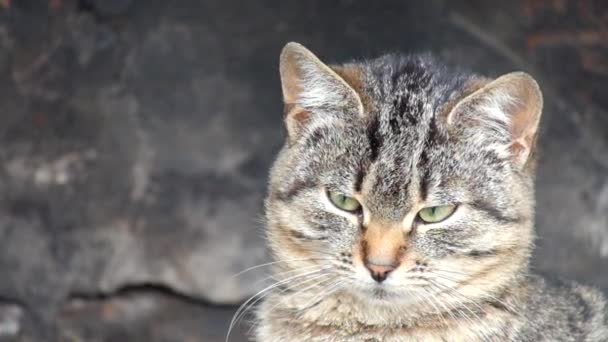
<box><xmin>279</xmin><ymin>44</ymin><xmax>307</xmax><ymax>105</ymax></box>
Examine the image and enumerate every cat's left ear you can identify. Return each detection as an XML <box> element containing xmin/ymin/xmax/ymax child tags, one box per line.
<box><xmin>446</xmin><ymin>72</ymin><xmax>543</xmax><ymax>167</ymax></box>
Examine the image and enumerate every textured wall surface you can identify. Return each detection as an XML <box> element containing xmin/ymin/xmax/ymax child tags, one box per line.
<box><xmin>0</xmin><ymin>0</ymin><xmax>606</xmax><ymax>341</ymax></box>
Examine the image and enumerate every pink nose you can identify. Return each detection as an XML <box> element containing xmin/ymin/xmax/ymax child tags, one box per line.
<box><xmin>365</xmin><ymin>261</ymin><xmax>397</xmax><ymax>283</ymax></box>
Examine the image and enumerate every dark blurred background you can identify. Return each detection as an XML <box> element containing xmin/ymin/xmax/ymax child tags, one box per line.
<box><xmin>0</xmin><ymin>0</ymin><xmax>606</xmax><ymax>341</ymax></box>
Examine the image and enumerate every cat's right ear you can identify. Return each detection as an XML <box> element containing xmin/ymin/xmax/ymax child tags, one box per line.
<box><xmin>279</xmin><ymin>42</ymin><xmax>364</xmax><ymax>141</ymax></box>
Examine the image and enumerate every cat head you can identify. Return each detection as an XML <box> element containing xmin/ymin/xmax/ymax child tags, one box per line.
<box><xmin>265</xmin><ymin>42</ymin><xmax>542</xmax><ymax>308</ymax></box>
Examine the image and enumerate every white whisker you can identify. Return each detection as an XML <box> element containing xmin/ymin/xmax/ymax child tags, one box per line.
<box><xmin>226</xmin><ymin>267</ymin><xmax>327</xmax><ymax>342</ymax></box>
<box><xmin>232</xmin><ymin>257</ymin><xmax>333</xmax><ymax>278</ymax></box>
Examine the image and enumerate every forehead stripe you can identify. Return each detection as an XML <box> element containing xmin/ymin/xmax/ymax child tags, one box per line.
<box><xmin>366</xmin><ymin>116</ymin><xmax>383</xmax><ymax>163</ymax></box>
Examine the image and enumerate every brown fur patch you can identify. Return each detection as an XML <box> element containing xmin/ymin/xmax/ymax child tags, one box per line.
<box><xmin>359</xmin><ymin>222</ymin><xmax>407</xmax><ymax>267</ymax></box>
<box><xmin>332</xmin><ymin>64</ymin><xmax>374</xmax><ymax>113</ymax></box>
<box><xmin>275</xmin><ymin>222</ymin><xmax>317</xmax><ymax>257</ymax></box>
<box><xmin>283</xmin><ymin>104</ymin><xmax>312</xmax><ymax>143</ymax></box>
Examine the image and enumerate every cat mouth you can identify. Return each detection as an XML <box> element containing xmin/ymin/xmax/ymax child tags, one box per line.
<box><xmin>360</xmin><ymin>285</ymin><xmax>400</xmax><ymax>302</ymax></box>
<box><xmin>371</xmin><ymin>287</ymin><xmax>390</xmax><ymax>300</ymax></box>
<box><xmin>357</xmin><ymin>284</ymin><xmax>423</xmax><ymax>305</ymax></box>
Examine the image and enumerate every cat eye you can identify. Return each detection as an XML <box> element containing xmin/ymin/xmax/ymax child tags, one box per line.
<box><xmin>417</xmin><ymin>205</ymin><xmax>456</xmax><ymax>223</ymax></box>
<box><xmin>327</xmin><ymin>191</ymin><xmax>361</xmax><ymax>213</ymax></box>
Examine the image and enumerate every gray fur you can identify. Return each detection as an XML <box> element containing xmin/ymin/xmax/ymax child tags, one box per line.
<box><xmin>253</xmin><ymin>43</ymin><xmax>608</xmax><ymax>341</ymax></box>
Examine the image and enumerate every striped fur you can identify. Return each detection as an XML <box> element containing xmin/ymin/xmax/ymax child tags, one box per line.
<box><xmin>254</xmin><ymin>43</ymin><xmax>608</xmax><ymax>341</ymax></box>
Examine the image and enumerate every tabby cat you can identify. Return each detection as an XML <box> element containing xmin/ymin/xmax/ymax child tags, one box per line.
<box><xmin>254</xmin><ymin>42</ymin><xmax>608</xmax><ymax>341</ymax></box>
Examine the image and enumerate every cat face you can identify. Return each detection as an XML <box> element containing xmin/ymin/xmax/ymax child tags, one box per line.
<box><xmin>265</xmin><ymin>43</ymin><xmax>542</xmax><ymax>308</ymax></box>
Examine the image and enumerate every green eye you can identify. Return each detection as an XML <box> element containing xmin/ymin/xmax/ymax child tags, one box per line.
<box><xmin>327</xmin><ymin>191</ymin><xmax>361</xmax><ymax>212</ymax></box>
<box><xmin>418</xmin><ymin>205</ymin><xmax>456</xmax><ymax>223</ymax></box>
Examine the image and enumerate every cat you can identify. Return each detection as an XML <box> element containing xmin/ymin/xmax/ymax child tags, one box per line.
<box><xmin>253</xmin><ymin>42</ymin><xmax>608</xmax><ymax>341</ymax></box>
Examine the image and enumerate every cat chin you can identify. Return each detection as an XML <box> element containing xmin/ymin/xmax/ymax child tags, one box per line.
<box><xmin>350</xmin><ymin>285</ymin><xmax>420</xmax><ymax>306</ymax></box>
